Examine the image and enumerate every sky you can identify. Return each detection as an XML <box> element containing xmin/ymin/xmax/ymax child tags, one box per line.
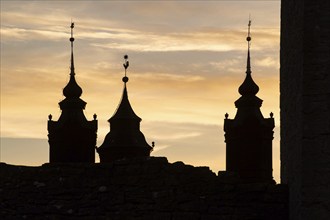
<box><xmin>0</xmin><ymin>1</ymin><xmax>281</xmax><ymax>182</ymax></box>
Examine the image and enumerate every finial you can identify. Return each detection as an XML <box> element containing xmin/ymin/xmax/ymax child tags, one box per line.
<box><xmin>247</xmin><ymin>16</ymin><xmax>251</xmax><ymax>43</ymax></box>
<box><xmin>70</xmin><ymin>21</ymin><xmax>75</xmax><ymax>76</ymax></box>
<box><xmin>270</xmin><ymin>112</ymin><xmax>274</xmax><ymax>118</ymax></box>
<box><xmin>63</xmin><ymin>21</ymin><xmax>83</xmax><ymax>98</ymax></box>
<box><xmin>122</xmin><ymin>54</ymin><xmax>129</xmax><ymax>83</ymax></box>
<box><xmin>238</xmin><ymin>18</ymin><xmax>259</xmax><ymax>96</ymax></box>
<box><xmin>93</xmin><ymin>113</ymin><xmax>97</xmax><ymax>120</ymax></box>
<box><xmin>225</xmin><ymin>113</ymin><xmax>229</xmax><ymax>119</ymax></box>
<box><xmin>48</xmin><ymin>114</ymin><xmax>52</xmax><ymax>121</ymax></box>
<box><xmin>152</xmin><ymin>142</ymin><xmax>155</xmax><ymax>148</ymax></box>
<box><xmin>246</xmin><ymin>18</ymin><xmax>252</xmax><ymax>75</ymax></box>
<box><xmin>70</xmin><ymin>22</ymin><xmax>75</xmax><ymax>42</ymax></box>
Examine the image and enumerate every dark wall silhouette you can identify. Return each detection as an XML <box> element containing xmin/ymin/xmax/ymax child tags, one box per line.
<box><xmin>0</xmin><ymin>159</ymin><xmax>288</xmax><ymax>219</ymax></box>
<box><xmin>281</xmin><ymin>0</ymin><xmax>330</xmax><ymax>219</ymax></box>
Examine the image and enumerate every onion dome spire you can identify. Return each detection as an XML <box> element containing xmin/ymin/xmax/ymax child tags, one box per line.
<box><xmin>224</xmin><ymin>19</ymin><xmax>275</xmax><ymax>183</ymax></box>
<box><xmin>63</xmin><ymin>22</ymin><xmax>82</xmax><ymax>98</ymax></box>
<box><xmin>238</xmin><ymin>19</ymin><xmax>259</xmax><ymax>96</ymax></box>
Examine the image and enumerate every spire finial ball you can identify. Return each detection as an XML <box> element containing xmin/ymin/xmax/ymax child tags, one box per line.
<box><xmin>246</xmin><ymin>36</ymin><xmax>251</xmax><ymax>42</ymax></box>
<box><xmin>122</xmin><ymin>76</ymin><xmax>129</xmax><ymax>83</ymax></box>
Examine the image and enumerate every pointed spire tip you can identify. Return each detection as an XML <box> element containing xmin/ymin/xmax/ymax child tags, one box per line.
<box><xmin>246</xmin><ymin>19</ymin><xmax>252</xmax><ymax>75</ymax></box>
<box><xmin>238</xmin><ymin>19</ymin><xmax>259</xmax><ymax>96</ymax></box>
<box><xmin>70</xmin><ymin>22</ymin><xmax>75</xmax><ymax>76</ymax></box>
<box><xmin>62</xmin><ymin>21</ymin><xmax>82</xmax><ymax>98</ymax></box>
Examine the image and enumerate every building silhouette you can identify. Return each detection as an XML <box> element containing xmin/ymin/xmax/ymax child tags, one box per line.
<box><xmin>224</xmin><ymin>21</ymin><xmax>275</xmax><ymax>183</ymax></box>
<box><xmin>47</xmin><ymin>23</ymin><xmax>97</xmax><ymax>163</ymax></box>
<box><xmin>97</xmin><ymin>55</ymin><xmax>153</xmax><ymax>163</ymax></box>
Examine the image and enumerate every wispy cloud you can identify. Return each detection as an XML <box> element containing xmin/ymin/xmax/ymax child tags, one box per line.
<box><xmin>1</xmin><ymin>26</ymin><xmax>67</xmax><ymax>41</ymax></box>
<box><xmin>255</xmin><ymin>56</ymin><xmax>279</xmax><ymax>68</ymax></box>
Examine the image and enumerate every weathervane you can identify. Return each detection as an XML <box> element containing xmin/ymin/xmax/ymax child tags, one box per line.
<box><xmin>123</xmin><ymin>54</ymin><xmax>129</xmax><ymax>83</ymax></box>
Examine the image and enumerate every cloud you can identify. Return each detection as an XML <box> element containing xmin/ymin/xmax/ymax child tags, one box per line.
<box><xmin>255</xmin><ymin>56</ymin><xmax>279</xmax><ymax>68</ymax></box>
<box><xmin>88</xmin><ymin>29</ymin><xmax>278</xmax><ymax>53</ymax></box>
<box><xmin>132</xmin><ymin>73</ymin><xmax>205</xmax><ymax>83</ymax></box>
<box><xmin>2</xmin><ymin>25</ymin><xmax>278</xmax><ymax>54</ymax></box>
<box><xmin>1</xmin><ymin>1</ymin><xmax>280</xmax><ymax>33</ymax></box>
<box><xmin>1</xmin><ymin>26</ymin><xmax>67</xmax><ymax>41</ymax></box>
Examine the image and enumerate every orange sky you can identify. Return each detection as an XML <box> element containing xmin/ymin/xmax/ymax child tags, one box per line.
<box><xmin>0</xmin><ymin>1</ymin><xmax>281</xmax><ymax>182</ymax></box>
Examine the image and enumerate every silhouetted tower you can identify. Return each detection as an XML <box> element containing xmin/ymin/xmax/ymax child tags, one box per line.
<box><xmin>224</xmin><ymin>21</ymin><xmax>275</xmax><ymax>183</ymax></box>
<box><xmin>48</xmin><ymin>23</ymin><xmax>97</xmax><ymax>163</ymax></box>
<box><xmin>97</xmin><ymin>55</ymin><xmax>153</xmax><ymax>163</ymax></box>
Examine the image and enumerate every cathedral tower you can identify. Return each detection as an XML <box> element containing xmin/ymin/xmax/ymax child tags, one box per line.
<box><xmin>97</xmin><ymin>55</ymin><xmax>153</xmax><ymax>163</ymax></box>
<box><xmin>48</xmin><ymin>23</ymin><xmax>98</xmax><ymax>163</ymax></box>
<box><xmin>224</xmin><ymin>21</ymin><xmax>275</xmax><ymax>183</ymax></box>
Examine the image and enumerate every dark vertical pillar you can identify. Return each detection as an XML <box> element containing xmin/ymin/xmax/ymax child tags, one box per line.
<box><xmin>281</xmin><ymin>0</ymin><xmax>330</xmax><ymax>219</ymax></box>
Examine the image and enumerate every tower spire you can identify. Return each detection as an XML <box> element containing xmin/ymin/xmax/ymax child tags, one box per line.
<box><xmin>70</xmin><ymin>22</ymin><xmax>75</xmax><ymax>76</ymax></box>
<box><xmin>62</xmin><ymin>22</ymin><xmax>82</xmax><ymax>98</ymax></box>
<box><xmin>246</xmin><ymin>18</ymin><xmax>252</xmax><ymax>75</ymax></box>
<box><xmin>97</xmin><ymin>54</ymin><xmax>152</xmax><ymax>163</ymax></box>
<box><xmin>112</xmin><ymin>54</ymin><xmax>139</xmax><ymax>120</ymax></box>
<box><xmin>238</xmin><ymin>19</ymin><xmax>259</xmax><ymax>96</ymax></box>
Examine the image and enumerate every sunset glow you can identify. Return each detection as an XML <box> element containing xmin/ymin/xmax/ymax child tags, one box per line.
<box><xmin>1</xmin><ymin>1</ymin><xmax>281</xmax><ymax>181</ymax></box>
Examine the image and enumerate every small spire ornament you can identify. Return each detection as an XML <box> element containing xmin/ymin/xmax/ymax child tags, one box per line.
<box><xmin>123</xmin><ymin>54</ymin><xmax>129</xmax><ymax>83</ymax></box>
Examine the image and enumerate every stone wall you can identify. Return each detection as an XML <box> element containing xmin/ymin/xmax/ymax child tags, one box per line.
<box><xmin>280</xmin><ymin>0</ymin><xmax>304</xmax><ymax>219</ymax></box>
<box><xmin>280</xmin><ymin>0</ymin><xmax>330</xmax><ymax>219</ymax></box>
<box><xmin>0</xmin><ymin>158</ymin><xmax>288</xmax><ymax>219</ymax></box>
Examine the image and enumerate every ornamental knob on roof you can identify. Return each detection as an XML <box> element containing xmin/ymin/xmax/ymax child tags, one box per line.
<box><xmin>123</xmin><ymin>76</ymin><xmax>129</xmax><ymax>83</ymax></box>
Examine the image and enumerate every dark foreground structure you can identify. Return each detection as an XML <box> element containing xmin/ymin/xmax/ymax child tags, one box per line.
<box><xmin>0</xmin><ymin>158</ymin><xmax>288</xmax><ymax>220</ymax></box>
<box><xmin>97</xmin><ymin>56</ymin><xmax>152</xmax><ymax>163</ymax></box>
<box><xmin>48</xmin><ymin>23</ymin><xmax>97</xmax><ymax>163</ymax></box>
<box><xmin>281</xmin><ymin>0</ymin><xmax>330</xmax><ymax>219</ymax></box>
<box><xmin>224</xmin><ymin>22</ymin><xmax>274</xmax><ymax>183</ymax></box>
